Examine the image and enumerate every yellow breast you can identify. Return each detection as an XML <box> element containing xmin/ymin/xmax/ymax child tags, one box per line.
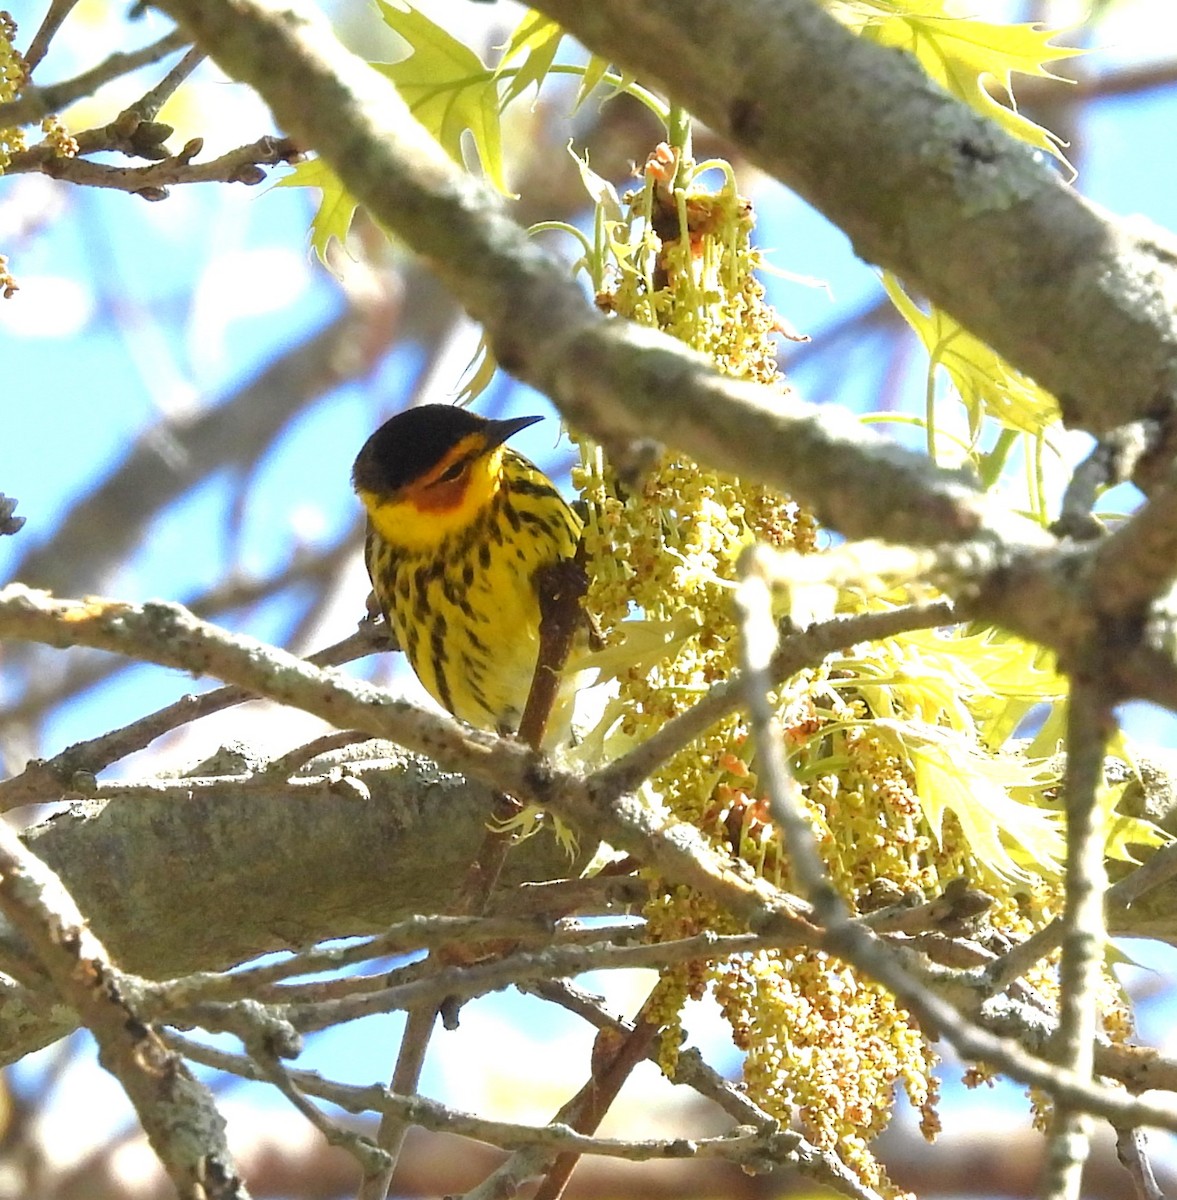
<box><xmin>363</xmin><ymin>450</ymin><xmax>583</xmax><ymax>735</ymax></box>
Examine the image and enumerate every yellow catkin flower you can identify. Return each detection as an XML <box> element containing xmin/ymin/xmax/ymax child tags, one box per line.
<box><xmin>574</xmin><ymin>140</ymin><xmax>1131</xmax><ymax>1195</ymax></box>
<box><xmin>40</xmin><ymin>114</ymin><xmax>78</xmax><ymax>158</ymax></box>
<box><xmin>0</xmin><ymin>12</ymin><xmax>25</xmax><ymax>173</ymax></box>
<box><xmin>0</xmin><ymin>253</ymin><xmax>16</xmax><ymax>299</ymax></box>
<box><xmin>573</xmin><ymin>143</ymin><xmax>935</xmax><ymax>1192</ymax></box>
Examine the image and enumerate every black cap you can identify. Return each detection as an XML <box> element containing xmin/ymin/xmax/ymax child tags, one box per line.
<box><xmin>352</xmin><ymin>404</ymin><xmax>542</xmax><ymax>496</ymax></box>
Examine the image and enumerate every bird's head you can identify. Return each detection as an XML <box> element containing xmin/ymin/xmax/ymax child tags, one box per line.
<box><xmin>352</xmin><ymin>404</ymin><xmax>542</xmax><ymax>550</ymax></box>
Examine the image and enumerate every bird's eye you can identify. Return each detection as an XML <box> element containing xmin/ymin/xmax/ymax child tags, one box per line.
<box><xmin>435</xmin><ymin>460</ymin><xmax>467</xmax><ymax>484</ymax></box>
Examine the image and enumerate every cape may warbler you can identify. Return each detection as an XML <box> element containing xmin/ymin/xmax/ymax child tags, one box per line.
<box><xmin>352</xmin><ymin>404</ymin><xmax>583</xmax><ymax>737</ymax></box>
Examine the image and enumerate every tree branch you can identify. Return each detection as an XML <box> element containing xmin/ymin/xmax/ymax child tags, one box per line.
<box><xmin>0</xmin><ymin>623</ymin><xmax>382</xmax><ymax>811</ymax></box>
<box><xmin>6</xmin><ymin>132</ymin><xmax>301</xmax><ymax>196</ymax></box>
<box><xmin>161</xmin><ymin>1033</ymin><xmax>810</xmax><ymax>1171</ymax></box>
<box><xmin>0</xmin><ymin>814</ymin><xmax>247</xmax><ymax>1198</ymax></box>
<box><xmin>0</xmin><ymin>28</ymin><xmax>192</xmax><ymax>126</ymax></box>
<box><xmin>150</xmin><ymin>0</ymin><xmax>1044</xmax><ymax>554</ymax></box>
<box><xmin>20</xmin><ymin>0</ymin><xmax>79</xmax><ymax>77</ymax></box>
<box><xmin>528</xmin><ymin>0</ymin><xmax>1177</xmax><ymax>454</ymax></box>
<box><xmin>1044</xmin><ymin>677</ymin><xmax>1115</xmax><ymax>1200</ymax></box>
<box><xmin>2</xmin><ymin>584</ymin><xmax>1176</xmax><ymax>1139</ymax></box>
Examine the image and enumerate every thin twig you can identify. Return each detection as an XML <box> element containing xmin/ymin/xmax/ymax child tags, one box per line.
<box><xmin>0</xmin><ymin>624</ymin><xmax>383</xmax><ymax>812</ymax></box>
<box><xmin>260</xmin><ymin>730</ymin><xmax>374</xmax><ymax>779</ymax></box>
<box><xmin>596</xmin><ymin>599</ymin><xmax>958</xmax><ymax>799</ymax></box>
<box><xmin>281</xmin><ymin>930</ymin><xmax>777</xmax><ymax>1036</ymax></box>
<box><xmin>8</xmin><ymin>133</ymin><xmax>301</xmax><ymax>197</ymax></box>
<box><xmin>451</xmin><ymin>554</ymin><xmax>590</xmax><ymax>918</ymax></box>
<box><xmin>1115</xmin><ymin>1126</ymin><xmax>1165</xmax><ymax>1200</ymax></box>
<box><xmin>982</xmin><ymin>833</ymin><xmax>1177</xmax><ymax>999</ymax></box>
<box><xmin>0</xmin><ymin>28</ymin><xmax>192</xmax><ymax>125</ymax></box>
<box><xmin>1051</xmin><ymin>420</ymin><xmax>1155</xmax><ymax>541</ymax></box>
<box><xmin>859</xmin><ymin>878</ymin><xmax>994</xmax><ymax>935</ymax></box>
<box><xmin>162</xmin><ymin>1030</ymin><xmax>816</xmax><ymax>1169</ymax></box>
<box><xmin>526</xmin><ymin>978</ymin><xmax>887</xmax><ymax>1200</ymax></box>
<box><xmin>231</xmin><ymin>924</ymin><xmax>636</xmax><ymax>1011</ymax></box>
<box><xmin>19</xmin><ymin>0</ymin><xmax>80</xmax><ymax>77</ymax></box>
<box><xmin>1042</xmin><ymin>676</ymin><xmax>1116</xmax><ymax>1200</ymax></box>
<box><xmin>524</xmin><ymin>978</ymin><xmax>772</xmax><ymax>1121</ymax></box>
<box><xmin>144</xmin><ymin>914</ymin><xmax>569</xmax><ymax>1009</ymax></box>
<box><xmin>356</xmin><ymin>1005</ymin><xmax>435</xmax><ymax>1200</ymax></box>
<box><xmin>517</xmin><ymin>556</ymin><xmax>588</xmax><ymax>751</ymax></box>
<box><xmin>257</xmin><ymin>1050</ymin><xmax>392</xmax><ymax>1177</ymax></box>
<box><xmin>1019</xmin><ymin>57</ymin><xmax>1177</xmax><ymax>104</ymax></box>
<box><xmin>470</xmin><ymin>983</ymin><xmax>665</xmax><ymax>1200</ymax></box>
<box><xmin>735</xmin><ymin>546</ymin><xmax>843</xmax><ymax>921</ymax></box>
<box><xmin>489</xmin><ymin>873</ymin><xmax>648</xmax><ymax>918</ymax></box>
<box><xmin>531</xmin><ymin>1005</ymin><xmax>662</xmax><ymax>1200</ymax></box>
<box><xmin>129</xmin><ymin>43</ymin><xmax>205</xmax><ymax>121</ymax></box>
<box><xmin>1108</xmin><ymin>837</ymin><xmax>1177</xmax><ymax>913</ymax></box>
<box><xmin>460</xmin><ymin>1146</ymin><xmax>550</xmax><ymax>1200</ymax></box>
<box><xmin>6</xmin><ymin>531</ymin><xmax>367</xmax><ymax>730</ymax></box>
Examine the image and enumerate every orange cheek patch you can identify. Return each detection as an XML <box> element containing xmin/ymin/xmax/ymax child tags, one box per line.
<box><xmin>406</xmin><ymin>474</ymin><xmax>469</xmax><ymax>513</ymax></box>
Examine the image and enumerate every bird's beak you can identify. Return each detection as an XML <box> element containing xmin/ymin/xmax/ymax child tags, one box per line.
<box><xmin>484</xmin><ymin>413</ymin><xmax>543</xmax><ymax>450</ymax></box>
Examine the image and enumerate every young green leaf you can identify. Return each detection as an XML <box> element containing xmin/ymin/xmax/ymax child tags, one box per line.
<box><xmin>884</xmin><ymin>273</ymin><xmax>1060</xmax><ymax>441</ymax></box>
<box><xmin>497</xmin><ymin>9</ymin><xmax>565</xmax><ymax>108</ymax></box>
<box><xmin>275</xmin><ymin>158</ymin><xmax>359</xmax><ymax>264</ymax></box>
<box><xmin>375</xmin><ymin>1</ymin><xmax>511</xmax><ymax>195</ymax></box>
<box><xmin>838</xmin><ymin>0</ymin><xmax>1077</xmax><ymax>162</ymax></box>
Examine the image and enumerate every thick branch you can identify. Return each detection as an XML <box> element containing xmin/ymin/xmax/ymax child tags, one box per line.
<box><xmin>0</xmin><ymin>747</ymin><xmax>579</xmax><ymax>1066</ymax></box>
<box><xmin>530</xmin><ymin>0</ymin><xmax>1177</xmax><ymax>447</ymax></box>
<box><xmin>150</xmin><ymin>0</ymin><xmax>1041</xmax><ymax>554</ymax></box>
<box><xmin>0</xmin><ymin>814</ymin><xmax>247</xmax><ymax>1198</ymax></box>
<box><xmin>69</xmin><ymin>0</ymin><xmax>1177</xmax><ymax>721</ymax></box>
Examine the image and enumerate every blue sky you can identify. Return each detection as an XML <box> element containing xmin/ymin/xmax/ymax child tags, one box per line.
<box><xmin>5</xmin><ymin>0</ymin><xmax>1177</xmax><ymax>1185</ymax></box>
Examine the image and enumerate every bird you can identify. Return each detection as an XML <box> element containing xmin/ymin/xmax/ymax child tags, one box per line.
<box><xmin>352</xmin><ymin>403</ymin><xmax>584</xmax><ymax>740</ymax></box>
